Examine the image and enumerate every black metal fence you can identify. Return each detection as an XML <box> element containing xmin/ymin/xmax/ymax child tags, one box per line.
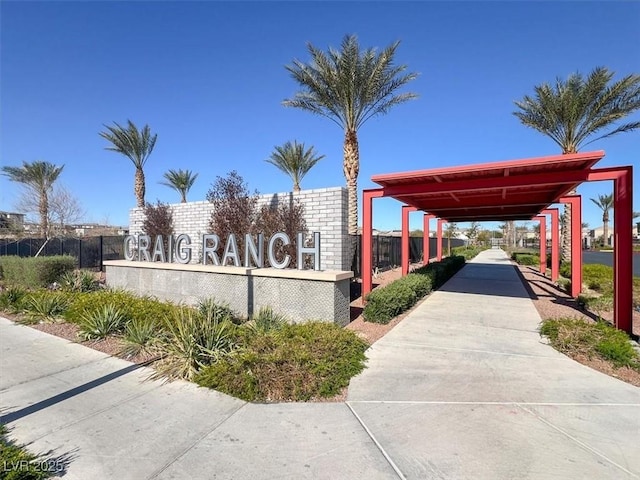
<box><xmin>0</xmin><ymin>236</ymin><xmax>125</xmax><ymax>270</ymax></box>
<box><xmin>351</xmin><ymin>235</ymin><xmax>465</xmax><ymax>277</ymax></box>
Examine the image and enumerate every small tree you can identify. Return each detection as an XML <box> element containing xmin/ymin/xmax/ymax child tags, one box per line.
<box><xmin>142</xmin><ymin>201</ymin><xmax>174</xmax><ymax>252</ymax></box>
<box><xmin>467</xmin><ymin>222</ymin><xmax>480</xmax><ymax>245</ymax></box>
<box><xmin>207</xmin><ymin>171</ymin><xmax>258</xmax><ymax>256</ymax></box>
<box><xmin>255</xmin><ymin>199</ymin><xmax>308</xmax><ymax>268</ymax></box>
<box><xmin>445</xmin><ymin>222</ymin><xmax>458</xmax><ymax>256</ymax></box>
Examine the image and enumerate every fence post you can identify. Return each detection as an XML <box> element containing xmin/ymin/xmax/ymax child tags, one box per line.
<box><xmin>99</xmin><ymin>235</ymin><xmax>104</xmax><ymax>271</ymax></box>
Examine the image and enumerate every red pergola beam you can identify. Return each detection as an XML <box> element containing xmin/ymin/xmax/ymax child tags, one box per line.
<box><xmin>437</xmin><ymin>218</ymin><xmax>445</xmax><ymax>261</ymax></box>
<box><xmin>541</xmin><ymin>208</ymin><xmax>559</xmax><ymax>281</ymax></box>
<box><xmin>423</xmin><ymin>214</ymin><xmax>435</xmax><ymax>265</ymax></box>
<box><xmin>381</xmin><ymin>170</ymin><xmax>589</xmax><ymax>198</ymax></box>
<box><xmin>402</xmin><ymin>205</ymin><xmax>418</xmax><ymax>276</ymax></box>
<box><xmin>534</xmin><ymin>215</ymin><xmax>547</xmax><ymax>275</ymax></box>
<box><xmin>362</xmin><ymin>189</ymin><xmax>384</xmax><ymax>299</ymax></box>
<box><xmin>559</xmin><ymin>195</ymin><xmax>582</xmax><ymax>299</ymax></box>
<box><xmin>587</xmin><ymin>166</ymin><xmax>633</xmax><ymax>334</ymax></box>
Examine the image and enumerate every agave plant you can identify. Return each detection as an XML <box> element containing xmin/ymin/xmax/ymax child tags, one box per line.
<box><xmin>21</xmin><ymin>292</ymin><xmax>70</xmax><ymax>323</ymax></box>
<box><xmin>152</xmin><ymin>307</ymin><xmax>237</xmax><ymax>381</ymax></box>
<box><xmin>120</xmin><ymin>317</ymin><xmax>163</xmax><ymax>359</ymax></box>
<box><xmin>247</xmin><ymin>306</ymin><xmax>288</xmax><ymax>335</ymax></box>
<box><xmin>78</xmin><ymin>304</ymin><xmax>128</xmax><ymax>341</ymax></box>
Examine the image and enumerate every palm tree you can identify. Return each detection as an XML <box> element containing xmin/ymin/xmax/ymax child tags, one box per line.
<box><xmin>590</xmin><ymin>193</ymin><xmax>614</xmax><ymax>247</ymax></box>
<box><xmin>160</xmin><ymin>169</ymin><xmax>198</xmax><ymax>203</ymax></box>
<box><xmin>283</xmin><ymin>34</ymin><xmax>418</xmax><ymax>235</ymax></box>
<box><xmin>99</xmin><ymin>120</ymin><xmax>157</xmax><ymax>208</ymax></box>
<box><xmin>514</xmin><ymin>66</ymin><xmax>640</xmax><ymax>261</ymax></box>
<box><xmin>1</xmin><ymin>161</ymin><xmax>64</xmax><ymax>237</ymax></box>
<box><xmin>266</xmin><ymin>141</ymin><xmax>324</xmax><ymax>192</ymax></box>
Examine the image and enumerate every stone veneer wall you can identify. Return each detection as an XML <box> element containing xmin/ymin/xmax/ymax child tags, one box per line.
<box><xmin>129</xmin><ymin>187</ymin><xmax>350</xmax><ymax>271</ymax></box>
<box><xmin>104</xmin><ymin>261</ymin><xmax>353</xmax><ymax>326</ymax></box>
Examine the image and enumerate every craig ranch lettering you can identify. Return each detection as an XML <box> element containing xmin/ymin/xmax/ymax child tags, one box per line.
<box><xmin>124</xmin><ymin>232</ymin><xmax>321</xmax><ymax>270</ymax></box>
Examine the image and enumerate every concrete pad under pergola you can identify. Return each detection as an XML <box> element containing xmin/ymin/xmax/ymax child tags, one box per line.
<box><xmin>362</xmin><ymin>151</ymin><xmax>634</xmax><ymax>333</ymax></box>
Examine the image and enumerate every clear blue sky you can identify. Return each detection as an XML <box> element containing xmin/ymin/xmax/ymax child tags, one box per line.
<box><xmin>1</xmin><ymin>1</ymin><xmax>639</xmax><ymax>232</ymax></box>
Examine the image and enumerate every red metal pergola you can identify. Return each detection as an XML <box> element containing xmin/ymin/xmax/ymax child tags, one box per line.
<box><xmin>362</xmin><ymin>151</ymin><xmax>634</xmax><ymax>333</ymax></box>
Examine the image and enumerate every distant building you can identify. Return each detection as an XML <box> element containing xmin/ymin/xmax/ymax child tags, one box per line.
<box><xmin>0</xmin><ymin>211</ymin><xmax>26</xmax><ymax>237</ymax></box>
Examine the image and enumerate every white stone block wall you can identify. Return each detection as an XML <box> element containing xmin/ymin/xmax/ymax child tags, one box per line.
<box><xmin>129</xmin><ymin>187</ymin><xmax>350</xmax><ymax>271</ymax></box>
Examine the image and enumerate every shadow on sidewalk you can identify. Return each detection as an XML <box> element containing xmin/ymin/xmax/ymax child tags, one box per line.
<box><xmin>1</xmin><ymin>363</ymin><xmax>144</xmax><ymax>424</ymax></box>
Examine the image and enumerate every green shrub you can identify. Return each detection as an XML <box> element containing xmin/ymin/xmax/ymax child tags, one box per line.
<box><xmin>0</xmin><ymin>424</ymin><xmax>55</xmax><ymax>479</ymax></box>
<box><xmin>20</xmin><ymin>291</ymin><xmax>70</xmax><ymax>323</ymax></box>
<box><xmin>0</xmin><ymin>256</ymin><xmax>76</xmax><ymax>289</ymax></box>
<box><xmin>195</xmin><ymin>322</ymin><xmax>368</xmax><ymax>402</ymax></box>
<box><xmin>152</xmin><ymin>307</ymin><xmax>237</xmax><ymax>381</ymax></box>
<box><xmin>414</xmin><ymin>255</ymin><xmax>465</xmax><ymax>289</ymax></box>
<box><xmin>512</xmin><ymin>254</ymin><xmax>540</xmax><ymax>266</ymax></box>
<box><xmin>65</xmin><ymin>290</ymin><xmax>178</xmax><ymax>325</ymax></box>
<box><xmin>559</xmin><ymin>262</ymin><xmax>572</xmax><ymax>279</ymax></box>
<box><xmin>452</xmin><ymin>246</ymin><xmax>487</xmax><ymax>260</ymax></box>
<box><xmin>363</xmin><ymin>256</ymin><xmax>466</xmax><ymax>324</ymax></box>
<box><xmin>59</xmin><ymin>270</ymin><xmax>100</xmax><ymax>293</ymax></box>
<box><xmin>78</xmin><ymin>304</ymin><xmax>128</xmax><ymax>340</ymax></box>
<box><xmin>583</xmin><ymin>264</ymin><xmax>613</xmax><ymax>294</ymax></box>
<box><xmin>540</xmin><ymin>318</ymin><xmax>639</xmax><ymax>369</ymax></box>
<box><xmin>363</xmin><ymin>281</ymin><xmax>418</xmax><ymax>324</ymax></box>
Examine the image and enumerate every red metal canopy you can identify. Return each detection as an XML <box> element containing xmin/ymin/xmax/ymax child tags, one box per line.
<box><xmin>371</xmin><ymin>151</ymin><xmax>605</xmax><ymax>222</ymax></box>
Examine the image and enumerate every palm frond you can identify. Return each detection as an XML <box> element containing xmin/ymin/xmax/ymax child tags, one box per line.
<box><xmin>514</xmin><ymin>67</ymin><xmax>640</xmax><ymax>152</ymax></box>
<box><xmin>265</xmin><ymin>141</ymin><xmax>324</xmax><ymax>191</ymax></box>
<box><xmin>159</xmin><ymin>169</ymin><xmax>198</xmax><ymax>202</ymax></box>
<box><xmin>283</xmin><ymin>34</ymin><xmax>418</xmax><ymax>131</ymax></box>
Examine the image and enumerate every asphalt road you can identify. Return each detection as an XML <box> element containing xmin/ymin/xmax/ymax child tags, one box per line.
<box><xmin>583</xmin><ymin>250</ymin><xmax>640</xmax><ymax>276</ymax></box>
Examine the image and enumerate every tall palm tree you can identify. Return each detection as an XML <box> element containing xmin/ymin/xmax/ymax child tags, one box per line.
<box><xmin>266</xmin><ymin>141</ymin><xmax>324</xmax><ymax>192</ymax></box>
<box><xmin>514</xmin><ymin>67</ymin><xmax>640</xmax><ymax>261</ymax></box>
<box><xmin>590</xmin><ymin>193</ymin><xmax>614</xmax><ymax>246</ymax></box>
<box><xmin>1</xmin><ymin>161</ymin><xmax>64</xmax><ymax>237</ymax></box>
<box><xmin>160</xmin><ymin>169</ymin><xmax>198</xmax><ymax>203</ymax></box>
<box><xmin>283</xmin><ymin>34</ymin><xmax>418</xmax><ymax>235</ymax></box>
<box><xmin>99</xmin><ymin>120</ymin><xmax>157</xmax><ymax>208</ymax></box>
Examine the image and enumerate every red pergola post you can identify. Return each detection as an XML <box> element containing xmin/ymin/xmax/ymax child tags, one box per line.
<box><xmin>423</xmin><ymin>214</ymin><xmax>435</xmax><ymax>265</ymax></box>
<box><xmin>588</xmin><ymin>166</ymin><xmax>633</xmax><ymax>334</ymax></box>
<box><xmin>401</xmin><ymin>205</ymin><xmax>417</xmax><ymax>276</ymax></box>
<box><xmin>362</xmin><ymin>189</ymin><xmax>384</xmax><ymax>300</ymax></box>
<box><xmin>437</xmin><ymin>218</ymin><xmax>445</xmax><ymax>261</ymax></box>
<box><xmin>560</xmin><ymin>195</ymin><xmax>582</xmax><ymax>298</ymax></box>
<box><xmin>534</xmin><ymin>215</ymin><xmax>546</xmax><ymax>275</ymax></box>
<box><xmin>542</xmin><ymin>208</ymin><xmax>559</xmax><ymax>281</ymax></box>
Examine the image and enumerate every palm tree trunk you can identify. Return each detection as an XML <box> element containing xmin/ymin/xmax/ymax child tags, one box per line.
<box><xmin>39</xmin><ymin>189</ymin><xmax>49</xmax><ymax>238</ymax></box>
<box><xmin>134</xmin><ymin>168</ymin><xmax>146</xmax><ymax>208</ymax></box>
<box><xmin>343</xmin><ymin>129</ymin><xmax>360</xmax><ymax>236</ymax></box>
<box><xmin>602</xmin><ymin>211</ymin><xmax>609</xmax><ymax>247</ymax></box>
<box><xmin>181</xmin><ymin>191</ymin><xmax>187</xmax><ymax>203</ymax></box>
<box><xmin>293</xmin><ymin>183</ymin><xmax>301</xmax><ymax>193</ymax></box>
<box><xmin>562</xmin><ymin>190</ymin><xmax>574</xmax><ymax>261</ymax></box>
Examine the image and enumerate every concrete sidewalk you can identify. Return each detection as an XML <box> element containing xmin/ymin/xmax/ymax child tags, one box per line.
<box><xmin>1</xmin><ymin>248</ymin><xmax>639</xmax><ymax>479</ymax></box>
